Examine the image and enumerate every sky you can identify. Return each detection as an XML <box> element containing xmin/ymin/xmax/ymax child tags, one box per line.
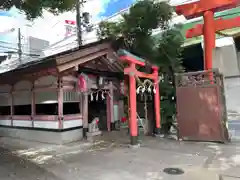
<box><xmin>0</xmin><ymin>0</ymin><xmax>193</xmax><ymax>46</ymax></box>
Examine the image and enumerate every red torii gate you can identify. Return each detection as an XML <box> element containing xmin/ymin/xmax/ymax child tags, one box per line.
<box><xmin>176</xmin><ymin>0</ymin><xmax>240</xmax><ymax>70</ymax></box>
<box><xmin>118</xmin><ymin>50</ymin><xmax>161</xmax><ymax>145</ymax></box>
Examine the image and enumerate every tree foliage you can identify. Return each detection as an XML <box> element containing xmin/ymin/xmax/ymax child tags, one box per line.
<box><xmin>98</xmin><ymin>0</ymin><xmax>185</xmax><ymax>132</ymax></box>
<box><xmin>0</xmin><ymin>0</ymin><xmax>77</xmax><ymax>19</ymax></box>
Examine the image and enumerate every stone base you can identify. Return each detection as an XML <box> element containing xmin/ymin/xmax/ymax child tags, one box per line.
<box><xmin>87</xmin><ymin>131</ymin><xmax>102</xmax><ymax>137</ymax></box>
<box><xmin>155</xmin><ymin>128</ymin><xmax>161</xmax><ymax>135</ymax></box>
<box><xmin>0</xmin><ymin>126</ymin><xmax>83</xmax><ymax>144</ymax></box>
<box><xmin>130</xmin><ymin>136</ymin><xmax>138</xmax><ymax>145</ymax></box>
<box><xmin>128</xmin><ymin>143</ymin><xmax>140</xmax><ymax>149</ymax></box>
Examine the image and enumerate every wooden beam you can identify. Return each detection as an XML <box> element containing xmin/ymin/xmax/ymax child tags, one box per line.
<box><xmin>175</xmin><ymin>0</ymin><xmax>239</xmax><ymax>19</ymax></box>
<box><xmin>82</xmin><ymin>92</ymin><xmax>88</xmax><ymax>139</ymax></box>
<box><xmin>106</xmin><ymin>81</ymin><xmax>114</xmax><ymax>131</ymax></box>
<box><xmin>119</xmin><ymin>55</ymin><xmax>158</xmax><ymax>70</ymax></box>
<box><xmin>57</xmin><ymin>50</ymin><xmax>108</xmax><ymax>72</ymax></box>
<box><xmin>124</xmin><ymin>67</ymin><xmax>157</xmax><ymax>80</ymax></box>
<box><xmin>31</xmin><ymin>81</ymin><xmax>35</xmax><ymax>127</ymax></box>
<box><xmin>78</xmin><ymin>67</ymin><xmax>124</xmax><ymax>79</ymax></box>
<box><xmin>186</xmin><ymin>16</ymin><xmax>240</xmax><ymax>38</ymax></box>
<box><xmin>100</xmin><ymin>57</ymin><xmax>116</xmax><ymax>72</ymax></box>
<box><xmin>56</xmin><ymin>43</ymin><xmax>110</xmax><ymax>65</ymax></box>
<box><xmin>10</xmin><ymin>86</ymin><xmax>13</xmax><ymax>126</ymax></box>
<box><xmin>58</xmin><ymin>77</ymin><xmax>63</xmax><ymax>129</ymax></box>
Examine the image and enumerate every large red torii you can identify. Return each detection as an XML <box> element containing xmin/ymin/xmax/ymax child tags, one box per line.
<box><xmin>176</xmin><ymin>0</ymin><xmax>240</xmax><ymax>70</ymax></box>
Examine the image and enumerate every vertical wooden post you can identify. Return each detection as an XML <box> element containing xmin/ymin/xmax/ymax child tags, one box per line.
<box><xmin>10</xmin><ymin>86</ymin><xmax>14</xmax><ymax>126</ymax></box>
<box><xmin>107</xmin><ymin>81</ymin><xmax>114</xmax><ymax>131</ymax></box>
<box><xmin>58</xmin><ymin>77</ymin><xmax>63</xmax><ymax>129</ymax></box>
<box><xmin>128</xmin><ymin>63</ymin><xmax>138</xmax><ymax>145</ymax></box>
<box><xmin>203</xmin><ymin>10</ymin><xmax>215</xmax><ymax>71</ymax></box>
<box><xmin>31</xmin><ymin>81</ymin><xmax>35</xmax><ymax>127</ymax></box>
<box><xmin>82</xmin><ymin>92</ymin><xmax>88</xmax><ymax>139</ymax></box>
<box><xmin>153</xmin><ymin>69</ymin><xmax>161</xmax><ymax>134</ymax></box>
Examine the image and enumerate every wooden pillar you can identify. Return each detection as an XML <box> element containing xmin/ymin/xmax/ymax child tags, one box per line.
<box><xmin>128</xmin><ymin>63</ymin><xmax>138</xmax><ymax>145</ymax></box>
<box><xmin>10</xmin><ymin>86</ymin><xmax>14</xmax><ymax>126</ymax></box>
<box><xmin>31</xmin><ymin>81</ymin><xmax>35</xmax><ymax>127</ymax></box>
<box><xmin>82</xmin><ymin>92</ymin><xmax>88</xmax><ymax>139</ymax></box>
<box><xmin>58</xmin><ymin>78</ymin><xmax>63</xmax><ymax>129</ymax></box>
<box><xmin>153</xmin><ymin>69</ymin><xmax>161</xmax><ymax>134</ymax></box>
<box><xmin>203</xmin><ymin>10</ymin><xmax>215</xmax><ymax>71</ymax></box>
<box><xmin>118</xmin><ymin>100</ymin><xmax>124</xmax><ymax>123</ymax></box>
<box><xmin>106</xmin><ymin>81</ymin><xmax>114</xmax><ymax>131</ymax></box>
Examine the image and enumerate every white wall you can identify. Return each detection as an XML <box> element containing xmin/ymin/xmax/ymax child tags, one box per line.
<box><xmin>213</xmin><ymin>44</ymin><xmax>240</xmax><ymax>77</ymax></box>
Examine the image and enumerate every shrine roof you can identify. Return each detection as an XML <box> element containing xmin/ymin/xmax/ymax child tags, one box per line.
<box><xmin>0</xmin><ymin>39</ymin><xmax>153</xmax><ymax>81</ymax></box>
<box><xmin>117</xmin><ymin>49</ymin><xmax>146</xmax><ymax>63</ymax></box>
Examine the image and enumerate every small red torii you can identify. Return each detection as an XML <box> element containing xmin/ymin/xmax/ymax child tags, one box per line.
<box><xmin>176</xmin><ymin>0</ymin><xmax>240</xmax><ymax>70</ymax></box>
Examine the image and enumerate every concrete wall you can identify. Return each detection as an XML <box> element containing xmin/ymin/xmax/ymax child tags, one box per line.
<box><xmin>0</xmin><ymin>127</ymin><xmax>83</xmax><ymax>144</ymax></box>
<box><xmin>213</xmin><ymin>44</ymin><xmax>240</xmax><ymax>77</ymax></box>
<box><xmin>224</xmin><ymin>77</ymin><xmax>240</xmax><ymax>117</ymax></box>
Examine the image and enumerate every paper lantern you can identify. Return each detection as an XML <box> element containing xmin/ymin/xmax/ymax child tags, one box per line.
<box><xmin>78</xmin><ymin>74</ymin><xmax>88</xmax><ymax>92</ymax></box>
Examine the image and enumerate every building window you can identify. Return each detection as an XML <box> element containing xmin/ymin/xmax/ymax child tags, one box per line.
<box><xmin>0</xmin><ymin>106</ymin><xmax>11</xmax><ymax>115</ymax></box>
<box><xmin>35</xmin><ymin>91</ymin><xmax>58</xmax><ymax>115</ymax></box>
<box><xmin>13</xmin><ymin>91</ymin><xmax>31</xmax><ymax>115</ymax></box>
<box><xmin>35</xmin><ymin>103</ymin><xmax>58</xmax><ymax>115</ymax></box>
<box><xmin>14</xmin><ymin>105</ymin><xmax>31</xmax><ymax>115</ymax></box>
<box><xmin>63</xmin><ymin>102</ymin><xmax>80</xmax><ymax>115</ymax></box>
<box><xmin>0</xmin><ymin>93</ymin><xmax>11</xmax><ymax>115</ymax></box>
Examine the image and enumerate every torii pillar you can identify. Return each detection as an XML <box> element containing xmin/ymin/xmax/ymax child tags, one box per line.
<box><xmin>119</xmin><ymin>51</ymin><xmax>161</xmax><ymax>145</ymax></box>
<box><xmin>176</xmin><ymin>0</ymin><xmax>240</xmax><ymax>71</ymax></box>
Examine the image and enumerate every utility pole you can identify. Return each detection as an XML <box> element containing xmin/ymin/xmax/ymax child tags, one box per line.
<box><xmin>76</xmin><ymin>0</ymin><xmax>83</xmax><ymax>46</ymax></box>
<box><xmin>17</xmin><ymin>28</ymin><xmax>22</xmax><ymax>63</ymax></box>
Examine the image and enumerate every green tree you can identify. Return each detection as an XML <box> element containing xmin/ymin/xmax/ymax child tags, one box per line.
<box><xmin>0</xmin><ymin>0</ymin><xmax>77</xmax><ymax>19</ymax></box>
<box><xmin>98</xmin><ymin>0</ymin><xmax>184</xmax><ymax>134</ymax></box>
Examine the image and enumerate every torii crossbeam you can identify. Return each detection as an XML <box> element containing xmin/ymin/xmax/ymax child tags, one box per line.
<box><xmin>176</xmin><ymin>0</ymin><xmax>240</xmax><ymax>70</ymax></box>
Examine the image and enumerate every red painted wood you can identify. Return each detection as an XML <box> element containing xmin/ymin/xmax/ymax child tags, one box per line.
<box><xmin>64</xmin><ymin>114</ymin><xmax>82</xmax><ymax>120</ymax></box>
<box><xmin>153</xmin><ymin>69</ymin><xmax>161</xmax><ymax>129</ymax></box>
<box><xmin>128</xmin><ymin>63</ymin><xmax>138</xmax><ymax>137</ymax></box>
<box><xmin>12</xmin><ymin>115</ymin><xmax>31</xmax><ymax>120</ymax></box>
<box><xmin>106</xmin><ymin>82</ymin><xmax>114</xmax><ymax>132</ymax></box>
<box><xmin>203</xmin><ymin>11</ymin><xmax>215</xmax><ymax>71</ymax></box>
<box><xmin>175</xmin><ymin>0</ymin><xmax>239</xmax><ymax>19</ymax></box>
<box><xmin>0</xmin><ymin>116</ymin><xmax>11</xmax><ymax>120</ymax></box>
<box><xmin>119</xmin><ymin>55</ymin><xmax>159</xmax><ymax>70</ymax></box>
<box><xmin>177</xmin><ymin>0</ymin><xmax>240</xmax><ymax>71</ymax></box>
<box><xmin>124</xmin><ymin>66</ymin><xmax>157</xmax><ymax>80</ymax></box>
<box><xmin>34</xmin><ymin>115</ymin><xmax>57</xmax><ymax>121</ymax></box>
<box><xmin>58</xmin><ymin>78</ymin><xmax>63</xmax><ymax>129</ymax></box>
<box><xmin>31</xmin><ymin>82</ymin><xmax>35</xmax><ymax>127</ymax></box>
<box><xmin>186</xmin><ymin>16</ymin><xmax>240</xmax><ymax>38</ymax></box>
<box><xmin>82</xmin><ymin>92</ymin><xmax>88</xmax><ymax>130</ymax></box>
<box><xmin>106</xmin><ymin>93</ymin><xmax>111</xmax><ymax>131</ymax></box>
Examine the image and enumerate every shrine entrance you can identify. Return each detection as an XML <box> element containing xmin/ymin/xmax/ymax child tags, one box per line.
<box><xmin>118</xmin><ymin>49</ymin><xmax>161</xmax><ymax>145</ymax></box>
<box><xmin>88</xmin><ymin>91</ymin><xmax>107</xmax><ymax>131</ymax></box>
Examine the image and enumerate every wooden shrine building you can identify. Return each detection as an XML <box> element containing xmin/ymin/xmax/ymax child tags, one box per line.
<box><xmin>0</xmin><ymin>40</ymin><xmax>160</xmax><ymax>145</ymax></box>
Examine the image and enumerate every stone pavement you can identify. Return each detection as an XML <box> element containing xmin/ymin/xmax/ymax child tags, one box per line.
<box><xmin>0</xmin><ymin>131</ymin><xmax>240</xmax><ymax>180</ymax></box>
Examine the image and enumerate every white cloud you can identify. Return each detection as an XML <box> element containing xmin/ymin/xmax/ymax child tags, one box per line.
<box><xmin>27</xmin><ymin>0</ymin><xmax>111</xmax><ymax>44</ymax></box>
